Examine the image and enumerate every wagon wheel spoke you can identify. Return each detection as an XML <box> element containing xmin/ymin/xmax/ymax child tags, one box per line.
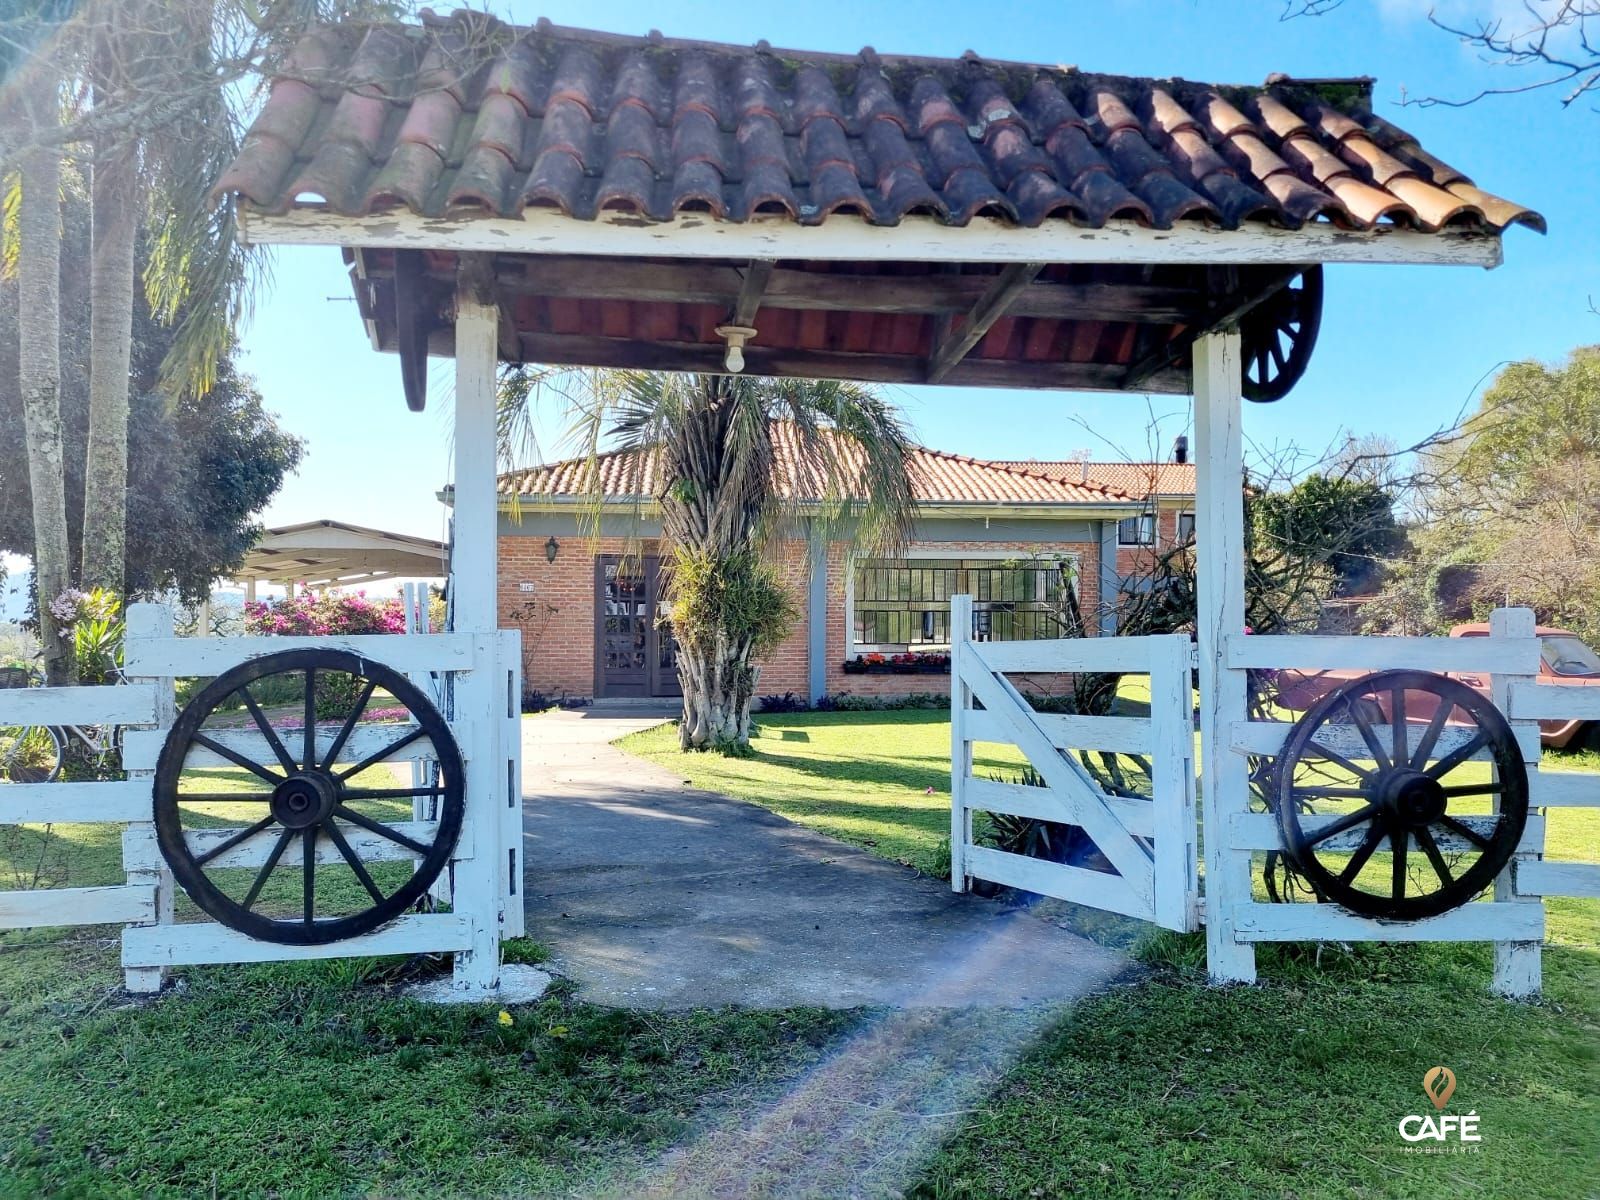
<box><xmin>323</xmin><ymin>819</ymin><xmax>385</xmax><ymax>905</ymax></box>
<box><xmin>1425</xmin><ymin>730</ymin><xmax>1488</xmax><ymax>780</ymax></box>
<box><xmin>1307</xmin><ymin>739</ymin><xmax>1373</xmax><ymax>782</ymax></box>
<box><xmin>1440</xmin><ymin>782</ymin><xmax>1504</xmax><ymax>798</ymax></box>
<box><xmin>334</xmin><ymin>803</ymin><xmax>432</xmax><ymax>856</ymax></box>
<box><xmin>175</xmin><ymin>791</ymin><xmax>275</xmax><ymax>803</ymax></box>
<box><xmin>336</xmin><ymin>727</ymin><xmax>427</xmax><ymax>781</ymax></box>
<box><xmin>1390</xmin><ymin>830</ymin><xmax>1408</xmax><ymax>901</ymax></box>
<box><xmin>1292</xmin><ymin>786</ymin><xmax>1372</xmax><ymax>801</ymax></box>
<box><xmin>193</xmin><ymin>733</ymin><xmax>284</xmax><ymax>785</ymax></box>
<box><xmin>1438</xmin><ymin>813</ymin><xmax>1492</xmax><ymax>851</ymax></box>
<box><xmin>193</xmin><ymin>813</ymin><xmax>278</xmax><ymax>867</ymax></box>
<box><xmin>319</xmin><ymin>678</ymin><xmax>378</xmax><ymax>770</ymax></box>
<box><xmin>303</xmin><ymin>668</ymin><xmax>317</xmax><ymax>769</ymax></box>
<box><xmin>1337</xmin><ymin>823</ymin><xmax>1387</xmax><ymax>884</ymax></box>
<box><xmin>1305</xmin><ymin>804</ymin><xmax>1379</xmax><ymax>845</ymax></box>
<box><xmin>237</xmin><ymin>686</ymin><xmax>298</xmax><ymax>775</ymax></box>
<box><xmin>1390</xmin><ymin>687</ymin><xmax>1407</xmax><ymax>767</ymax></box>
<box><xmin>1346</xmin><ymin>698</ymin><xmax>1391</xmax><ymax>771</ymax></box>
<box><xmin>241</xmin><ymin>827</ymin><xmax>297</xmax><ymax>911</ymax></box>
<box><xmin>1414</xmin><ymin>826</ymin><xmax>1455</xmax><ymax>888</ymax></box>
<box><xmin>1409</xmin><ymin>701</ymin><xmax>1453</xmax><ymax>770</ymax></box>
<box><xmin>341</xmin><ymin>785</ymin><xmax>447</xmax><ymax>800</ymax></box>
<box><xmin>302</xmin><ymin>822</ymin><xmax>317</xmax><ymax>925</ymax></box>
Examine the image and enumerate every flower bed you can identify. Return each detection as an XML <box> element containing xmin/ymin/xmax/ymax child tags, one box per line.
<box><xmin>841</xmin><ymin>652</ymin><xmax>950</xmax><ymax>675</ymax></box>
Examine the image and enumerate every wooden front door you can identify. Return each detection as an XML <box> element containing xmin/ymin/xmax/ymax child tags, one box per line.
<box><xmin>595</xmin><ymin>556</ymin><xmax>680</xmax><ymax>698</ymax></box>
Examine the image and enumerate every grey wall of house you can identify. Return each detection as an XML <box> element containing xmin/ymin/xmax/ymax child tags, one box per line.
<box><xmin>807</xmin><ymin>524</ymin><xmax>828</xmax><ymax>703</ymax></box>
<box><xmin>498</xmin><ymin>511</ymin><xmax>663</xmax><ymax>539</ymax></box>
<box><xmin>498</xmin><ymin>511</ymin><xmax>1101</xmax><ymax>544</ymax></box>
<box><xmin>1099</xmin><ymin>518</ymin><xmax>1119</xmax><ymax>634</ymax></box>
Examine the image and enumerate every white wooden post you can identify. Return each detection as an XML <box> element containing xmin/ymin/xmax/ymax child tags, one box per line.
<box><xmin>1490</xmin><ymin>605</ymin><xmax>1542</xmax><ymax>997</ymax></box>
<box><xmin>950</xmin><ymin>593</ymin><xmax>974</xmax><ymax>892</ymax></box>
<box><xmin>449</xmin><ymin>263</ymin><xmax>504</xmax><ymax>993</ymax></box>
<box><xmin>1151</xmin><ymin>633</ymin><xmax>1198</xmax><ymax>931</ymax></box>
<box><xmin>123</xmin><ymin>602</ymin><xmax>176</xmax><ymax>993</ymax></box>
<box><xmin>1193</xmin><ymin>331</ymin><xmax>1256</xmax><ymax>984</ymax></box>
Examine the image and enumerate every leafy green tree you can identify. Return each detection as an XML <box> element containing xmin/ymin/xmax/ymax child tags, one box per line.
<box><xmin>1253</xmin><ymin>472</ymin><xmax>1404</xmax><ymax>597</ymax></box>
<box><xmin>1390</xmin><ymin>346</ymin><xmax>1600</xmax><ymax>641</ymax></box>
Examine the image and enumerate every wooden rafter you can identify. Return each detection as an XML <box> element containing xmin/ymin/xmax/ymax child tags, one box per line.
<box><xmin>926</xmin><ymin>262</ymin><xmax>1045</xmax><ymax>383</ymax></box>
<box><xmin>731</xmin><ymin>258</ymin><xmax>775</xmax><ymax>326</ymax></box>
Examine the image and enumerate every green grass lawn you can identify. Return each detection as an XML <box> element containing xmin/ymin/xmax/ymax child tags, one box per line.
<box><xmin>620</xmin><ymin>709</ymin><xmax>1600</xmax><ymax>1199</ymax></box>
<box><xmin>0</xmin><ymin>707</ymin><xmax>1593</xmax><ymax>1196</ymax></box>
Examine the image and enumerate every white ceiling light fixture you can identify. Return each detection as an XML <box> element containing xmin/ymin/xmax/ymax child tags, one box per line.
<box><xmin>714</xmin><ymin>323</ymin><xmax>758</xmax><ymax>373</ymax></box>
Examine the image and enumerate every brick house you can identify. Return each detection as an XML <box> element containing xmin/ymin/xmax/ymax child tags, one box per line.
<box><xmin>487</xmin><ymin>436</ymin><xmax>1194</xmax><ymax>704</ymax></box>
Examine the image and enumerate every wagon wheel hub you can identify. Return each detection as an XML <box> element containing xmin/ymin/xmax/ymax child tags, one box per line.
<box><xmin>1377</xmin><ymin>767</ymin><xmax>1448</xmax><ymax>828</ymax></box>
<box><xmin>271</xmin><ymin>771</ymin><xmax>339</xmax><ymax>830</ymax></box>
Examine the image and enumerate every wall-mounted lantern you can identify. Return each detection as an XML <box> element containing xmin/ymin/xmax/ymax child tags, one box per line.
<box><xmin>545</xmin><ymin>536</ymin><xmax>560</xmax><ymax>563</ymax></box>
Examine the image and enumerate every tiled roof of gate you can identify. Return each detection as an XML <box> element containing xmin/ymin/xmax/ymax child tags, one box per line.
<box><xmin>499</xmin><ymin>437</ymin><xmax>1141</xmax><ymax>507</ymax></box>
<box><xmin>217</xmin><ymin>13</ymin><xmax>1543</xmax><ymax>234</ymax></box>
<box><xmin>993</xmin><ymin>461</ymin><xmax>1197</xmax><ymax>498</ymax></box>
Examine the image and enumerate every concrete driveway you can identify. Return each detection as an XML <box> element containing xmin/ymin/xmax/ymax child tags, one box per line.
<box><xmin>519</xmin><ymin>708</ymin><xmax>1127</xmax><ymax>1010</ymax></box>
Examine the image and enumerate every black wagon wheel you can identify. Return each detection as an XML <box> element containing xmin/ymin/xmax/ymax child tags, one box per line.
<box><xmin>1273</xmin><ymin>669</ymin><xmax>1528</xmax><ymax>920</ymax></box>
<box><xmin>154</xmin><ymin>648</ymin><xmax>463</xmax><ymax>945</ymax></box>
<box><xmin>1241</xmin><ymin>266</ymin><xmax>1323</xmax><ymax>403</ymax></box>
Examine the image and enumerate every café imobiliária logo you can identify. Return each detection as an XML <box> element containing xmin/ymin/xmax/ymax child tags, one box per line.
<box><xmin>1396</xmin><ymin>1067</ymin><xmax>1482</xmax><ymax>1152</ymax></box>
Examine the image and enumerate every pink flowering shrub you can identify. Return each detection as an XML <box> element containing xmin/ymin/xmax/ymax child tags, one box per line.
<box><xmin>244</xmin><ymin>590</ymin><xmax>407</xmax><ymax>719</ymax></box>
<box><xmin>243</xmin><ymin>590</ymin><xmax>407</xmax><ymax>637</ymax></box>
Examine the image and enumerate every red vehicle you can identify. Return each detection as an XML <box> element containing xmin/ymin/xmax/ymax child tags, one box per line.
<box><xmin>1274</xmin><ymin>623</ymin><xmax>1600</xmax><ymax>749</ymax></box>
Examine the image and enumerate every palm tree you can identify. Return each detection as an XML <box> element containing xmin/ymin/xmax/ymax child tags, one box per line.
<box><xmin>510</xmin><ymin>371</ymin><xmax>919</xmax><ymax>752</ymax></box>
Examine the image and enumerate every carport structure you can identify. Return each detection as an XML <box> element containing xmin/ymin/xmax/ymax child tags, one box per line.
<box><xmin>215</xmin><ymin>11</ymin><xmax>1542</xmax><ymax>985</ymax></box>
<box><xmin>233</xmin><ymin>519</ymin><xmax>445</xmax><ymax>598</ymax></box>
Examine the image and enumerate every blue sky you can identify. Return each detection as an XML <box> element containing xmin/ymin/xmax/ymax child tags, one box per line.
<box><xmin>238</xmin><ymin>0</ymin><xmax>1598</xmax><ymax>543</ymax></box>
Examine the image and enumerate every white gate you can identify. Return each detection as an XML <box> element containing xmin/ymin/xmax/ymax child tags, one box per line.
<box><xmin>949</xmin><ymin>594</ymin><xmax>1197</xmax><ymax>931</ymax></box>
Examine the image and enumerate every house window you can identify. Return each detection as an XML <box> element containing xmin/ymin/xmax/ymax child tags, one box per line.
<box><xmin>850</xmin><ymin>556</ymin><xmax>1078</xmax><ymax>649</ymax></box>
<box><xmin>1176</xmin><ymin>511</ymin><xmax>1195</xmax><ymax>543</ymax></box>
<box><xmin>1118</xmin><ymin>514</ymin><xmax>1155</xmax><ymax>546</ymax></box>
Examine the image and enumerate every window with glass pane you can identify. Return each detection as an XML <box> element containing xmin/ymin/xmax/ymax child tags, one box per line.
<box><xmin>1118</xmin><ymin>514</ymin><xmax>1155</xmax><ymax>546</ymax></box>
<box><xmin>852</xmin><ymin>557</ymin><xmax>1076</xmax><ymax>648</ymax></box>
<box><xmin>1176</xmin><ymin>511</ymin><xmax>1195</xmax><ymax>543</ymax></box>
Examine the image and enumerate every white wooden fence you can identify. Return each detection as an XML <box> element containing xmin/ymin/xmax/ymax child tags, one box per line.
<box><xmin>949</xmin><ymin>594</ymin><xmax>1198</xmax><ymax>932</ymax></box>
<box><xmin>950</xmin><ymin>600</ymin><xmax>1599</xmax><ymax>998</ymax></box>
<box><xmin>1</xmin><ymin>602</ymin><xmax>522</xmax><ymax>995</ymax></box>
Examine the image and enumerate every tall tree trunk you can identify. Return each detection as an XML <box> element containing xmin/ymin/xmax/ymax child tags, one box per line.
<box><xmin>81</xmin><ymin>138</ymin><xmax>137</xmax><ymax>593</ymax></box>
<box><xmin>677</xmin><ymin>633</ymin><xmax>758</xmax><ymax>751</ymax></box>
<box><xmin>17</xmin><ymin>111</ymin><xmax>76</xmax><ymax>686</ymax></box>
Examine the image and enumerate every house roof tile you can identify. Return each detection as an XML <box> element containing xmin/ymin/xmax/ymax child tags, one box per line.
<box><xmin>218</xmin><ymin>13</ymin><xmax>1542</xmax><ymax>236</ymax></box>
<box><xmin>991</xmin><ymin>461</ymin><xmax>1196</xmax><ymax>498</ymax></box>
<box><xmin>500</xmin><ymin>433</ymin><xmax>1141</xmax><ymax>507</ymax></box>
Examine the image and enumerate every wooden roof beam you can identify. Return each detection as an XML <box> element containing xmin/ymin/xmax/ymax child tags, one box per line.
<box><xmin>732</xmin><ymin>257</ymin><xmax>775</xmax><ymax>326</ymax></box>
<box><xmin>926</xmin><ymin>262</ymin><xmax>1045</xmax><ymax>383</ymax></box>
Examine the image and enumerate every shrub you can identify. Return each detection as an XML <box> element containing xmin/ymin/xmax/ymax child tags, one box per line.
<box><xmin>243</xmin><ymin>590</ymin><xmax>406</xmax><ymax>637</ymax></box>
<box><xmin>757</xmin><ymin>692</ymin><xmax>808</xmax><ymax>713</ymax></box>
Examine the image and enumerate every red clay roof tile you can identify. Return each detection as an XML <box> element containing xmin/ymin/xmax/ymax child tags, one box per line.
<box><xmin>216</xmin><ymin>14</ymin><xmax>1542</xmax><ymax>237</ymax></box>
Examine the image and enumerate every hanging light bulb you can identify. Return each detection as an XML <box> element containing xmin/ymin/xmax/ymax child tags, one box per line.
<box><xmin>714</xmin><ymin>324</ymin><xmax>757</xmax><ymax>374</ymax></box>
